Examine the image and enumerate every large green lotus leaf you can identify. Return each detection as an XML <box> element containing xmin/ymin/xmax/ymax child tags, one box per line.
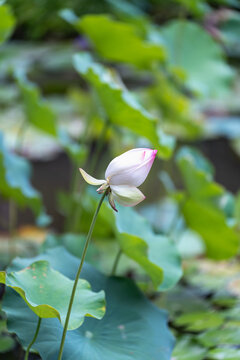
<box><xmin>0</xmin><ymin>260</ymin><xmax>105</xmax><ymax>330</ymax></box>
<box><xmin>61</xmin><ymin>11</ymin><xmax>165</xmax><ymax>68</ymax></box>
<box><xmin>73</xmin><ymin>52</ymin><xmax>175</xmax><ymax>159</ymax></box>
<box><xmin>115</xmin><ymin>206</ymin><xmax>182</xmax><ymax>290</ymax></box>
<box><xmin>2</xmin><ymin>247</ymin><xmax>174</xmax><ymax>360</ymax></box>
<box><xmin>183</xmin><ymin>199</ymin><xmax>239</xmax><ymax>259</ymax></box>
<box><xmin>0</xmin><ymin>3</ymin><xmax>15</xmax><ymax>44</ymax></box>
<box><xmin>0</xmin><ymin>132</ymin><xmax>42</xmax><ymax>215</ymax></box>
<box><xmin>160</xmin><ymin>20</ymin><xmax>234</xmax><ymax>97</ymax></box>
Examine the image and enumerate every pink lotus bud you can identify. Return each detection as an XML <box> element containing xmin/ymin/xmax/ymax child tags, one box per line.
<box><xmin>79</xmin><ymin>148</ymin><xmax>157</xmax><ymax>211</ymax></box>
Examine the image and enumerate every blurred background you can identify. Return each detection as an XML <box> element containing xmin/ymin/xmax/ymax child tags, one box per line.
<box><xmin>1</xmin><ymin>0</ymin><xmax>240</xmax><ymax>359</ymax></box>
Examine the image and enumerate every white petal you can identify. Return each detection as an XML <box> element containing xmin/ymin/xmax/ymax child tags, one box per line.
<box><xmin>79</xmin><ymin>168</ymin><xmax>105</xmax><ymax>186</ymax></box>
<box><xmin>105</xmin><ymin>148</ymin><xmax>157</xmax><ymax>187</ymax></box>
<box><xmin>111</xmin><ymin>185</ymin><xmax>145</xmax><ymax>207</ymax></box>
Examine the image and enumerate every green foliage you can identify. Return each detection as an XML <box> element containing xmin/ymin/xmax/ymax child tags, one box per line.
<box><xmin>208</xmin><ymin>347</ymin><xmax>240</xmax><ymax>360</ymax></box>
<box><xmin>72</xmin><ymin>190</ymin><xmax>115</xmax><ymax>238</ymax></box>
<box><xmin>175</xmin><ymin>0</ymin><xmax>210</xmax><ymax>16</ymax></box>
<box><xmin>73</xmin><ymin>52</ymin><xmax>175</xmax><ymax>158</ymax></box>
<box><xmin>105</xmin><ymin>0</ymin><xmax>146</xmax><ymax>19</ymax></box>
<box><xmin>172</xmin><ymin>336</ymin><xmax>207</xmax><ymax>360</ymax></box>
<box><xmin>158</xmin><ymin>256</ymin><xmax>240</xmax><ymax>360</ymax></box>
<box><xmin>64</xmin><ymin>191</ymin><xmax>182</xmax><ymax>290</ymax></box>
<box><xmin>160</xmin><ymin>20</ymin><xmax>234</xmax><ymax>97</ymax></box>
<box><xmin>0</xmin><ymin>334</ymin><xmax>15</xmax><ymax>353</ymax></box>
<box><xmin>0</xmin><ymin>313</ymin><xmax>15</xmax><ymax>353</ymax></box>
<box><xmin>2</xmin><ymin>246</ymin><xmax>174</xmax><ymax>360</ymax></box>
<box><xmin>174</xmin><ymin>311</ymin><xmax>224</xmax><ymax>331</ymax></box>
<box><xmin>16</xmin><ymin>72</ymin><xmax>58</xmax><ymax>137</ymax></box>
<box><xmin>182</xmin><ymin>200</ymin><xmax>239</xmax><ymax>259</ymax></box>
<box><xmin>176</xmin><ymin>147</ymin><xmax>223</xmax><ymax>200</ymax></box>
<box><xmin>147</xmin><ymin>71</ymin><xmax>202</xmax><ymax>137</ymax></box>
<box><xmin>8</xmin><ymin>0</ymin><xmax>85</xmax><ymax>39</ymax></box>
<box><xmin>156</xmin><ymin>285</ymin><xmax>210</xmax><ymax>315</ymax></box>
<box><xmin>62</xmin><ymin>11</ymin><xmax>165</xmax><ymax>67</ymax></box>
<box><xmin>1</xmin><ymin>1</ymin><xmax>240</xmax><ymax>359</ymax></box>
<box><xmin>0</xmin><ymin>2</ymin><xmax>15</xmax><ymax>44</ymax></box>
<box><xmin>0</xmin><ymin>260</ymin><xmax>105</xmax><ymax>330</ymax></box>
<box><xmin>176</xmin><ymin>229</ymin><xmax>205</xmax><ymax>259</ymax></box>
<box><xmin>115</xmin><ymin>206</ymin><xmax>182</xmax><ymax>290</ymax></box>
<box><xmin>16</xmin><ymin>71</ymin><xmax>87</xmax><ymax>164</ymax></box>
<box><xmin>8</xmin><ymin>0</ymin><xmax>143</xmax><ymax>39</ymax></box>
<box><xmin>176</xmin><ymin>147</ymin><xmax>239</xmax><ymax>259</ymax></box>
<box><xmin>58</xmin><ymin>128</ymin><xmax>87</xmax><ymax>165</ymax></box>
<box><xmin>198</xmin><ymin>326</ymin><xmax>240</xmax><ymax>347</ymax></box>
<box><xmin>0</xmin><ymin>132</ymin><xmax>42</xmax><ymax>215</ymax></box>
<box><xmin>220</xmin><ymin>11</ymin><xmax>240</xmax><ymax>48</ymax></box>
<box><xmin>42</xmin><ymin>233</ymin><xmax>98</xmax><ymax>260</ymax></box>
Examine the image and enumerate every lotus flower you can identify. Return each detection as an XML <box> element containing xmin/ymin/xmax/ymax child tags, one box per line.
<box><xmin>79</xmin><ymin>148</ymin><xmax>157</xmax><ymax>211</ymax></box>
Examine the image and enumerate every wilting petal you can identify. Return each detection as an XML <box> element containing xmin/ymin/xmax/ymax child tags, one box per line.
<box><xmin>79</xmin><ymin>168</ymin><xmax>105</xmax><ymax>186</ymax></box>
<box><xmin>108</xmin><ymin>192</ymin><xmax>118</xmax><ymax>212</ymax></box>
<box><xmin>111</xmin><ymin>185</ymin><xmax>145</xmax><ymax>207</ymax></box>
<box><xmin>105</xmin><ymin>148</ymin><xmax>157</xmax><ymax>187</ymax></box>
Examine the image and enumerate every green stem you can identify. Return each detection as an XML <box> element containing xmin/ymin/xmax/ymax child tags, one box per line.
<box><xmin>111</xmin><ymin>249</ymin><xmax>122</xmax><ymax>276</ymax></box>
<box><xmin>24</xmin><ymin>317</ymin><xmax>42</xmax><ymax>360</ymax></box>
<box><xmin>58</xmin><ymin>190</ymin><xmax>108</xmax><ymax>360</ymax></box>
